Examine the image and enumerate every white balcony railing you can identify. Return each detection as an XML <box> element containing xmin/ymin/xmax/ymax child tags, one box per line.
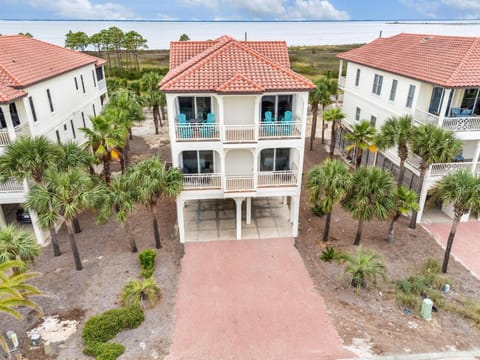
<box><xmin>414</xmin><ymin>109</ymin><xmax>480</xmax><ymax>131</ymax></box>
<box><xmin>0</xmin><ymin>123</ymin><xmax>30</xmax><ymax>146</ymax></box>
<box><xmin>257</xmin><ymin>170</ymin><xmax>298</xmax><ymax>187</ymax></box>
<box><xmin>0</xmin><ymin>179</ymin><xmax>25</xmax><ymax>192</ymax></box>
<box><xmin>0</xmin><ymin>129</ymin><xmax>10</xmax><ymax>145</ymax></box>
<box><xmin>430</xmin><ymin>162</ymin><xmax>478</xmax><ymax>177</ymax></box>
<box><xmin>224</xmin><ymin>125</ymin><xmax>255</xmax><ymax>143</ymax></box>
<box><xmin>258</xmin><ymin>121</ymin><xmax>302</xmax><ymax>139</ymax></box>
<box><xmin>183</xmin><ymin>173</ymin><xmax>222</xmax><ymax>190</ymax></box>
<box><xmin>225</xmin><ymin>175</ymin><xmax>255</xmax><ymax>192</ymax></box>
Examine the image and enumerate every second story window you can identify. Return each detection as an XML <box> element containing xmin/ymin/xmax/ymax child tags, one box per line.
<box><xmin>260</xmin><ymin>148</ymin><xmax>290</xmax><ymax>171</ymax></box>
<box><xmin>80</xmin><ymin>74</ymin><xmax>86</xmax><ymax>94</ymax></box>
<box><xmin>28</xmin><ymin>97</ymin><xmax>37</xmax><ymax>122</ymax></box>
<box><xmin>261</xmin><ymin>95</ymin><xmax>293</xmax><ymax>120</ymax></box>
<box><xmin>74</xmin><ymin>77</ymin><xmax>79</xmax><ymax>91</ymax></box>
<box><xmin>370</xmin><ymin>115</ymin><xmax>377</xmax><ymax>127</ymax></box>
<box><xmin>178</xmin><ymin>97</ymin><xmax>211</xmax><ymax>121</ymax></box>
<box><xmin>389</xmin><ymin>80</ymin><xmax>398</xmax><ymax>101</ymax></box>
<box><xmin>372</xmin><ymin>74</ymin><xmax>383</xmax><ymax>95</ymax></box>
<box><xmin>70</xmin><ymin>119</ymin><xmax>76</xmax><ymax>139</ymax></box>
<box><xmin>9</xmin><ymin>103</ymin><xmax>20</xmax><ymax>126</ymax></box>
<box><xmin>47</xmin><ymin>89</ymin><xmax>54</xmax><ymax>112</ymax></box>
<box><xmin>355</xmin><ymin>68</ymin><xmax>361</xmax><ymax>86</ymax></box>
<box><xmin>355</xmin><ymin>107</ymin><xmax>361</xmax><ymax>121</ymax></box>
<box><xmin>406</xmin><ymin>85</ymin><xmax>416</xmax><ymax>108</ymax></box>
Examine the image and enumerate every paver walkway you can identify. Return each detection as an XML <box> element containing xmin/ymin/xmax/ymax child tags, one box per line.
<box><xmin>423</xmin><ymin>221</ymin><xmax>480</xmax><ymax>279</ymax></box>
<box><xmin>166</xmin><ymin>237</ymin><xmax>353</xmax><ymax>360</ymax></box>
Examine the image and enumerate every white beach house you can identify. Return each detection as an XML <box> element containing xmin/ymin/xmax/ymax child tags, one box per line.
<box><xmin>0</xmin><ymin>35</ymin><xmax>107</xmax><ymax>243</ymax></box>
<box><xmin>337</xmin><ymin>33</ymin><xmax>480</xmax><ymax>222</ymax></box>
<box><xmin>160</xmin><ymin>35</ymin><xmax>315</xmax><ymax>242</ymax></box>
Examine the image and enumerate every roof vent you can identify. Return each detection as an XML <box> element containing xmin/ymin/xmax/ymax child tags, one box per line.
<box><xmin>421</xmin><ymin>36</ymin><xmax>432</xmax><ymax>43</ymax></box>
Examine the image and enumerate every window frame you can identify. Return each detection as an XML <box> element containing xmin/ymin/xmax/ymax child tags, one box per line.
<box><xmin>372</xmin><ymin>74</ymin><xmax>383</xmax><ymax>95</ymax></box>
<box><xmin>355</xmin><ymin>68</ymin><xmax>361</xmax><ymax>87</ymax></box>
<box><xmin>260</xmin><ymin>148</ymin><xmax>291</xmax><ymax>172</ymax></box>
<box><xmin>370</xmin><ymin>115</ymin><xmax>377</xmax><ymax>127</ymax></box>
<box><xmin>28</xmin><ymin>96</ymin><xmax>38</xmax><ymax>122</ymax></box>
<box><xmin>406</xmin><ymin>85</ymin><xmax>416</xmax><ymax>108</ymax></box>
<box><xmin>389</xmin><ymin>79</ymin><xmax>398</xmax><ymax>101</ymax></box>
<box><xmin>181</xmin><ymin>150</ymin><xmax>215</xmax><ymax>174</ymax></box>
<box><xmin>70</xmin><ymin>119</ymin><xmax>76</xmax><ymax>139</ymax></box>
<box><xmin>80</xmin><ymin>74</ymin><xmax>86</xmax><ymax>94</ymax></box>
<box><xmin>74</xmin><ymin>77</ymin><xmax>79</xmax><ymax>91</ymax></box>
<box><xmin>355</xmin><ymin>107</ymin><xmax>361</xmax><ymax>121</ymax></box>
<box><xmin>46</xmin><ymin>89</ymin><xmax>54</xmax><ymax>112</ymax></box>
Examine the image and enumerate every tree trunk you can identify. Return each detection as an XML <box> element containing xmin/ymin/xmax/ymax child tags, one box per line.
<box><xmin>442</xmin><ymin>216</ymin><xmax>460</xmax><ymax>273</ymax></box>
<box><xmin>73</xmin><ymin>216</ymin><xmax>81</xmax><ymax>233</ymax></box>
<box><xmin>123</xmin><ymin>221</ymin><xmax>138</xmax><ymax>253</ymax></box>
<box><xmin>322</xmin><ymin>212</ymin><xmax>332</xmax><ymax>242</ymax></box>
<box><xmin>160</xmin><ymin>105</ymin><xmax>166</xmax><ymax>127</ymax></box>
<box><xmin>135</xmin><ymin>49</ymin><xmax>140</xmax><ymax>70</ymax></box>
<box><xmin>409</xmin><ymin>168</ymin><xmax>426</xmax><ymax>229</ymax></box>
<box><xmin>398</xmin><ymin>158</ymin><xmax>406</xmax><ymax>186</ymax></box>
<box><xmin>103</xmin><ymin>155</ymin><xmax>111</xmax><ymax>184</ymax></box>
<box><xmin>152</xmin><ymin>105</ymin><xmax>160</xmax><ymax>135</ymax></box>
<box><xmin>353</xmin><ymin>219</ymin><xmax>364</xmax><ymax>245</ymax></box>
<box><xmin>124</xmin><ymin>138</ymin><xmax>130</xmax><ymax>169</ymax></box>
<box><xmin>329</xmin><ymin>120</ymin><xmax>336</xmax><ymax>159</ymax></box>
<box><xmin>355</xmin><ymin>148</ymin><xmax>363</xmax><ymax>169</ymax></box>
<box><xmin>66</xmin><ymin>220</ymin><xmax>82</xmax><ymax>271</ymax></box>
<box><xmin>128</xmin><ymin>127</ymin><xmax>133</xmax><ymax>141</ymax></box>
<box><xmin>151</xmin><ymin>202</ymin><xmax>161</xmax><ymax>249</ymax></box>
<box><xmin>309</xmin><ymin>105</ymin><xmax>318</xmax><ymax>151</ymax></box>
<box><xmin>321</xmin><ymin>107</ymin><xmax>326</xmax><ymax>144</ymax></box>
<box><xmin>49</xmin><ymin>225</ymin><xmax>61</xmax><ymax>257</ymax></box>
<box><xmin>387</xmin><ymin>213</ymin><xmax>400</xmax><ymax>243</ymax></box>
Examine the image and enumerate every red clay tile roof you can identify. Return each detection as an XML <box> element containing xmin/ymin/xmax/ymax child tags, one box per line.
<box><xmin>337</xmin><ymin>33</ymin><xmax>480</xmax><ymax>88</ymax></box>
<box><xmin>169</xmin><ymin>36</ymin><xmax>291</xmax><ymax>69</ymax></box>
<box><xmin>0</xmin><ymin>35</ymin><xmax>106</xmax><ymax>103</ymax></box>
<box><xmin>160</xmin><ymin>35</ymin><xmax>313</xmax><ymax>93</ymax></box>
<box><xmin>0</xmin><ymin>83</ymin><xmax>26</xmax><ymax>104</ymax></box>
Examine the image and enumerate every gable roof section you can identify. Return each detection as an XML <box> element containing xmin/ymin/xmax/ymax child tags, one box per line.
<box><xmin>0</xmin><ymin>35</ymin><xmax>106</xmax><ymax>103</ymax></box>
<box><xmin>169</xmin><ymin>36</ymin><xmax>290</xmax><ymax>69</ymax></box>
<box><xmin>160</xmin><ymin>35</ymin><xmax>314</xmax><ymax>93</ymax></box>
<box><xmin>337</xmin><ymin>33</ymin><xmax>480</xmax><ymax>88</ymax></box>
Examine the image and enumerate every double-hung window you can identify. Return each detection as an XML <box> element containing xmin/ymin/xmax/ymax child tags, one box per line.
<box><xmin>389</xmin><ymin>80</ymin><xmax>398</xmax><ymax>101</ymax></box>
<box><xmin>372</xmin><ymin>74</ymin><xmax>383</xmax><ymax>95</ymax></box>
<box><xmin>355</xmin><ymin>107</ymin><xmax>361</xmax><ymax>121</ymax></box>
<box><xmin>47</xmin><ymin>89</ymin><xmax>54</xmax><ymax>112</ymax></box>
<box><xmin>406</xmin><ymin>85</ymin><xmax>416</xmax><ymax>108</ymax></box>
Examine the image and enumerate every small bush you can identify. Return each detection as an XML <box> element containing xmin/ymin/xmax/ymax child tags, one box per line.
<box><xmin>82</xmin><ymin>305</ymin><xmax>144</xmax><ymax>359</ymax></box>
<box><xmin>121</xmin><ymin>278</ymin><xmax>161</xmax><ymax>308</ymax></box>
<box><xmin>343</xmin><ymin>246</ymin><xmax>386</xmax><ymax>295</ymax></box>
<box><xmin>320</xmin><ymin>247</ymin><xmax>344</xmax><ymax>263</ymax></box>
<box><xmin>139</xmin><ymin>249</ymin><xmax>156</xmax><ymax>278</ymax></box>
<box><xmin>420</xmin><ymin>258</ymin><xmax>442</xmax><ymax>275</ymax></box>
<box><xmin>396</xmin><ymin>290</ymin><xmax>420</xmax><ymax>309</ymax></box>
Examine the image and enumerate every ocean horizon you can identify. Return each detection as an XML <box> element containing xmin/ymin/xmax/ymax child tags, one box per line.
<box><xmin>1</xmin><ymin>19</ymin><xmax>480</xmax><ymax>49</ymax></box>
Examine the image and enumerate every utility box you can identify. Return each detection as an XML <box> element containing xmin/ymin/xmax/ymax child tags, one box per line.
<box><xmin>421</xmin><ymin>298</ymin><xmax>433</xmax><ymax>320</ymax></box>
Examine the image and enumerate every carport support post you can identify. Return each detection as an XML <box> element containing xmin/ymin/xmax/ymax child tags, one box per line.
<box><xmin>292</xmin><ymin>195</ymin><xmax>300</xmax><ymax>237</ymax></box>
<box><xmin>177</xmin><ymin>199</ymin><xmax>185</xmax><ymax>243</ymax></box>
<box><xmin>246</xmin><ymin>197</ymin><xmax>251</xmax><ymax>225</ymax></box>
<box><xmin>234</xmin><ymin>198</ymin><xmax>244</xmax><ymax>240</ymax></box>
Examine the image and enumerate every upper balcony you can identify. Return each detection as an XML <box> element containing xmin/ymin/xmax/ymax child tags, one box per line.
<box><xmin>414</xmin><ymin>109</ymin><xmax>480</xmax><ymax>132</ymax></box>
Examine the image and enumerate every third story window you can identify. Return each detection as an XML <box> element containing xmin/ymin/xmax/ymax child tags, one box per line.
<box><xmin>80</xmin><ymin>74</ymin><xmax>86</xmax><ymax>94</ymax></box>
<box><xmin>74</xmin><ymin>77</ymin><xmax>79</xmax><ymax>90</ymax></box>
<box><xmin>406</xmin><ymin>85</ymin><xmax>416</xmax><ymax>108</ymax></box>
<box><xmin>389</xmin><ymin>80</ymin><xmax>398</xmax><ymax>101</ymax></box>
<box><xmin>355</xmin><ymin>68</ymin><xmax>361</xmax><ymax>86</ymax></box>
<box><xmin>28</xmin><ymin>96</ymin><xmax>37</xmax><ymax>122</ymax></box>
<box><xmin>372</xmin><ymin>74</ymin><xmax>383</xmax><ymax>95</ymax></box>
<box><xmin>47</xmin><ymin>89</ymin><xmax>54</xmax><ymax>112</ymax></box>
<box><xmin>355</xmin><ymin>107</ymin><xmax>361</xmax><ymax>121</ymax></box>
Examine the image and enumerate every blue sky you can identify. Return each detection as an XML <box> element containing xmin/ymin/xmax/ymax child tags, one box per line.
<box><xmin>1</xmin><ymin>0</ymin><xmax>479</xmax><ymax>20</ymax></box>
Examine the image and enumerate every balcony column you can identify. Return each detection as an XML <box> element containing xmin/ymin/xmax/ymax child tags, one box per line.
<box><xmin>218</xmin><ymin>95</ymin><xmax>225</xmax><ymax>142</ymax></box>
<box><xmin>472</xmin><ymin>140</ymin><xmax>480</xmax><ymax>174</ymax></box>
<box><xmin>0</xmin><ymin>104</ymin><xmax>17</xmax><ymax>142</ymax></box>
<box><xmin>234</xmin><ymin>197</ymin><xmax>244</xmax><ymax>240</ymax></box>
<box><xmin>177</xmin><ymin>199</ymin><xmax>185</xmax><ymax>243</ymax></box>
<box><xmin>291</xmin><ymin>195</ymin><xmax>300</xmax><ymax>237</ymax></box>
<box><xmin>246</xmin><ymin>197</ymin><xmax>252</xmax><ymax>225</ymax></box>
<box><xmin>438</xmin><ymin>88</ymin><xmax>452</xmax><ymax>127</ymax></box>
<box><xmin>254</xmin><ymin>95</ymin><xmax>260</xmax><ymax>141</ymax></box>
<box><xmin>416</xmin><ymin>166</ymin><xmax>432</xmax><ymax>224</ymax></box>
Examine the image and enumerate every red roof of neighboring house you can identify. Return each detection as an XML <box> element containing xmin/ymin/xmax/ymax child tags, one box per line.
<box><xmin>0</xmin><ymin>35</ymin><xmax>106</xmax><ymax>104</ymax></box>
<box><xmin>337</xmin><ymin>33</ymin><xmax>480</xmax><ymax>88</ymax></box>
<box><xmin>161</xmin><ymin>35</ymin><xmax>313</xmax><ymax>93</ymax></box>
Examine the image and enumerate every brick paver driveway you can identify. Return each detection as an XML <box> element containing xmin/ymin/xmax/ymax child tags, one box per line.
<box><xmin>166</xmin><ymin>238</ymin><xmax>352</xmax><ymax>360</ymax></box>
<box><xmin>423</xmin><ymin>221</ymin><xmax>480</xmax><ymax>279</ymax></box>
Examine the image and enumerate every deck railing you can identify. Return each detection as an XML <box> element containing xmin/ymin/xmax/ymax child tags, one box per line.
<box><xmin>414</xmin><ymin>109</ymin><xmax>480</xmax><ymax>131</ymax></box>
<box><xmin>0</xmin><ymin>179</ymin><xmax>25</xmax><ymax>192</ymax></box>
<box><xmin>257</xmin><ymin>170</ymin><xmax>298</xmax><ymax>187</ymax></box>
<box><xmin>413</xmin><ymin>109</ymin><xmax>439</xmax><ymax>126</ymax></box>
<box><xmin>174</xmin><ymin>124</ymin><xmax>221</xmax><ymax>141</ymax></box>
<box><xmin>0</xmin><ymin>123</ymin><xmax>30</xmax><ymax>146</ymax></box>
<box><xmin>0</xmin><ymin>129</ymin><xmax>10</xmax><ymax>145</ymax></box>
<box><xmin>183</xmin><ymin>173</ymin><xmax>222</xmax><ymax>190</ymax></box>
<box><xmin>430</xmin><ymin>162</ymin><xmax>478</xmax><ymax>177</ymax></box>
<box><xmin>258</xmin><ymin>121</ymin><xmax>302</xmax><ymax>139</ymax></box>
<box><xmin>224</xmin><ymin>125</ymin><xmax>255</xmax><ymax>143</ymax></box>
<box><xmin>225</xmin><ymin>175</ymin><xmax>255</xmax><ymax>192</ymax></box>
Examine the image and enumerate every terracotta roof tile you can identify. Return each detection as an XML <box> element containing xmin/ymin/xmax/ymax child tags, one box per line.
<box><xmin>0</xmin><ymin>83</ymin><xmax>26</xmax><ymax>104</ymax></box>
<box><xmin>337</xmin><ymin>33</ymin><xmax>480</xmax><ymax>88</ymax></box>
<box><xmin>160</xmin><ymin>35</ymin><xmax>313</xmax><ymax>93</ymax></box>
<box><xmin>217</xmin><ymin>74</ymin><xmax>265</xmax><ymax>94</ymax></box>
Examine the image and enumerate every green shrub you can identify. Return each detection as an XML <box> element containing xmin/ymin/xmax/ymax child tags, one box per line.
<box><xmin>139</xmin><ymin>249</ymin><xmax>156</xmax><ymax>278</ymax></box>
<box><xmin>320</xmin><ymin>247</ymin><xmax>344</xmax><ymax>263</ymax></box>
<box><xmin>82</xmin><ymin>305</ymin><xmax>144</xmax><ymax>359</ymax></box>
<box><xmin>420</xmin><ymin>258</ymin><xmax>442</xmax><ymax>275</ymax></box>
<box><xmin>396</xmin><ymin>290</ymin><xmax>420</xmax><ymax>309</ymax></box>
<box><xmin>121</xmin><ymin>277</ymin><xmax>161</xmax><ymax>308</ymax></box>
<box><xmin>343</xmin><ymin>246</ymin><xmax>386</xmax><ymax>295</ymax></box>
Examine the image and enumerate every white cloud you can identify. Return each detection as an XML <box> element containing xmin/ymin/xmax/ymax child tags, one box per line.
<box><xmin>27</xmin><ymin>0</ymin><xmax>136</xmax><ymax>20</ymax></box>
<box><xmin>399</xmin><ymin>0</ymin><xmax>439</xmax><ymax>17</ymax></box>
<box><xmin>401</xmin><ymin>0</ymin><xmax>480</xmax><ymax>18</ymax></box>
<box><xmin>287</xmin><ymin>0</ymin><xmax>350</xmax><ymax>20</ymax></box>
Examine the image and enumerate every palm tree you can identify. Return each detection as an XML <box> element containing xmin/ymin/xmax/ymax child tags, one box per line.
<box><xmin>323</xmin><ymin>107</ymin><xmax>345</xmax><ymax>159</ymax></box>
<box><xmin>387</xmin><ymin>186</ymin><xmax>419</xmax><ymax>243</ymax></box>
<box><xmin>0</xmin><ymin>224</ymin><xmax>40</xmax><ymax>268</ymax></box>
<box><xmin>343</xmin><ymin>247</ymin><xmax>386</xmax><ymax>295</ymax></box>
<box><xmin>342</xmin><ymin>166</ymin><xmax>396</xmax><ymax>245</ymax></box>
<box><xmin>376</xmin><ymin>115</ymin><xmax>415</xmax><ymax>186</ymax></box>
<box><xmin>96</xmin><ymin>173</ymin><xmax>139</xmax><ymax>252</ymax></box>
<box><xmin>0</xmin><ymin>136</ymin><xmax>61</xmax><ymax>184</ymax></box>
<box><xmin>129</xmin><ymin>157</ymin><xmax>183</xmax><ymax>249</ymax></box>
<box><xmin>345</xmin><ymin>120</ymin><xmax>376</xmax><ymax>169</ymax></box>
<box><xmin>57</xmin><ymin>141</ymin><xmax>95</xmax><ymax>173</ymax></box>
<box><xmin>307</xmin><ymin>159</ymin><xmax>352</xmax><ymax>242</ymax></box>
<box><xmin>309</xmin><ymin>77</ymin><xmax>333</xmax><ymax>150</ymax></box>
<box><xmin>430</xmin><ymin>170</ymin><xmax>480</xmax><ymax>273</ymax></box>
<box><xmin>141</xmin><ymin>72</ymin><xmax>163</xmax><ymax>134</ymax></box>
<box><xmin>27</xmin><ymin>169</ymin><xmax>96</xmax><ymax>270</ymax></box>
<box><xmin>0</xmin><ymin>260</ymin><xmax>43</xmax><ymax>351</ymax></box>
<box><xmin>409</xmin><ymin>124</ymin><xmax>462</xmax><ymax>228</ymax></box>
<box><xmin>81</xmin><ymin>113</ymin><xmax>126</xmax><ymax>184</ymax></box>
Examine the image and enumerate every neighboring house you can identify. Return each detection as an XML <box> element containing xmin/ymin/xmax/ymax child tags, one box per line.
<box><xmin>0</xmin><ymin>35</ymin><xmax>108</xmax><ymax>243</ymax></box>
<box><xmin>160</xmin><ymin>35</ymin><xmax>314</xmax><ymax>242</ymax></box>
<box><xmin>337</xmin><ymin>33</ymin><xmax>480</xmax><ymax>222</ymax></box>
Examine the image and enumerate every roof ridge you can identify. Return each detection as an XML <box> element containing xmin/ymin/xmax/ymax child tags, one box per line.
<box><xmin>447</xmin><ymin>37</ymin><xmax>480</xmax><ymax>87</ymax></box>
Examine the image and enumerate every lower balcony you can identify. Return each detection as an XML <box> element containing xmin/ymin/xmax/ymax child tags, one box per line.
<box><xmin>182</xmin><ymin>171</ymin><xmax>299</xmax><ymax>192</ymax></box>
<box><xmin>0</xmin><ymin>123</ymin><xmax>30</xmax><ymax>146</ymax></box>
<box><xmin>430</xmin><ymin>162</ymin><xmax>480</xmax><ymax>177</ymax></box>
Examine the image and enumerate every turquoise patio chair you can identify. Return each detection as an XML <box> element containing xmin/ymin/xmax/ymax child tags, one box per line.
<box><xmin>280</xmin><ymin>110</ymin><xmax>293</xmax><ymax>135</ymax></box>
<box><xmin>201</xmin><ymin>112</ymin><xmax>215</xmax><ymax>138</ymax></box>
<box><xmin>262</xmin><ymin>111</ymin><xmax>276</xmax><ymax>136</ymax></box>
<box><xmin>178</xmin><ymin>113</ymin><xmax>192</xmax><ymax>139</ymax></box>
